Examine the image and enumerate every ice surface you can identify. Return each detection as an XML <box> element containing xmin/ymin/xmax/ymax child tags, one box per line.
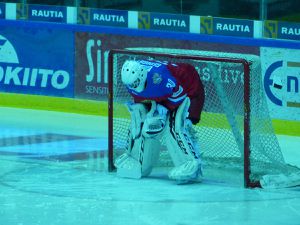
<box><xmin>0</xmin><ymin>107</ymin><xmax>299</xmax><ymax>225</ymax></box>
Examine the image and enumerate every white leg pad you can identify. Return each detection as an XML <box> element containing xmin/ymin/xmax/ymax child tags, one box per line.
<box><xmin>127</xmin><ymin>102</ymin><xmax>148</xmax><ymax>139</ymax></box>
<box><xmin>115</xmin><ymin>134</ymin><xmax>161</xmax><ymax>178</ymax></box>
<box><xmin>165</xmin><ymin>113</ymin><xmax>201</xmax><ymax>166</ymax></box>
<box><xmin>165</xmin><ymin>98</ymin><xmax>203</xmax><ymax>183</ymax></box>
<box><xmin>115</xmin><ymin>153</ymin><xmax>142</xmax><ymax>179</ymax></box>
<box><xmin>140</xmin><ymin>137</ymin><xmax>161</xmax><ymax>176</ymax></box>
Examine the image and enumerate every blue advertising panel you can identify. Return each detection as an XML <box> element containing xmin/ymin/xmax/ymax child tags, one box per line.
<box><xmin>264</xmin><ymin>20</ymin><xmax>300</xmax><ymax>41</ymax></box>
<box><xmin>139</xmin><ymin>12</ymin><xmax>189</xmax><ymax>32</ymax></box>
<box><xmin>213</xmin><ymin>18</ymin><xmax>254</xmax><ymax>37</ymax></box>
<box><xmin>278</xmin><ymin>22</ymin><xmax>300</xmax><ymax>41</ymax></box>
<box><xmin>201</xmin><ymin>16</ymin><xmax>254</xmax><ymax>37</ymax></box>
<box><xmin>28</xmin><ymin>4</ymin><xmax>67</xmax><ymax>23</ymax></box>
<box><xmin>0</xmin><ymin>25</ymin><xmax>74</xmax><ymax>97</ymax></box>
<box><xmin>0</xmin><ymin>3</ymin><xmax>5</xmax><ymax>19</ymax></box>
<box><xmin>78</xmin><ymin>8</ymin><xmax>128</xmax><ymax>27</ymax></box>
<box><xmin>90</xmin><ymin>9</ymin><xmax>128</xmax><ymax>27</ymax></box>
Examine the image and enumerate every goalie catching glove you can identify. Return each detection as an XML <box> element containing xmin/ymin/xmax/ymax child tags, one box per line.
<box><xmin>142</xmin><ymin>101</ymin><xmax>168</xmax><ymax>137</ymax></box>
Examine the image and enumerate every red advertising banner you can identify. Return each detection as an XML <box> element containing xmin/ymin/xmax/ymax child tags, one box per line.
<box><xmin>75</xmin><ymin>32</ymin><xmax>259</xmax><ymax>100</ymax></box>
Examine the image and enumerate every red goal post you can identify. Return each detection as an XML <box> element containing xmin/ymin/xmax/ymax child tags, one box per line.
<box><xmin>107</xmin><ymin>48</ymin><xmax>298</xmax><ymax>188</ymax></box>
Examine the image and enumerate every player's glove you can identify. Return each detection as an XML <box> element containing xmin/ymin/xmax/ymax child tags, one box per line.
<box><xmin>142</xmin><ymin>101</ymin><xmax>168</xmax><ymax>137</ymax></box>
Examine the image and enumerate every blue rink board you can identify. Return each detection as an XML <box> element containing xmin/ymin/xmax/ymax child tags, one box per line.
<box><xmin>0</xmin><ymin>19</ymin><xmax>299</xmax><ymax>50</ymax></box>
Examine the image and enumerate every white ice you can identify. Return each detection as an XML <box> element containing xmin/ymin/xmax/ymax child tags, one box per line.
<box><xmin>0</xmin><ymin>107</ymin><xmax>300</xmax><ymax>225</ymax></box>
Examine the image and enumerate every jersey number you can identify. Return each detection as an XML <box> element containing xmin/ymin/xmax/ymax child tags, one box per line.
<box><xmin>166</xmin><ymin>79</ymin><xmax>176</xmax><ymax>88</ymax></box>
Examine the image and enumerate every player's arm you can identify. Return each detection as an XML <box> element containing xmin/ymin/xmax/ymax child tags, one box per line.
<box><xmin>188</xmin><ymin>81</ymin><xmax>205</xmax><ymax>125</ymax></box>
<box><xmin>183</xmin><ymin>64</ymin><xmax>205</xmax><ymax>125</ymax></box>
<box><xmin>168</xmin><ymin>63</ymin><xmax>205</xmax><ymax>125</ymax></box>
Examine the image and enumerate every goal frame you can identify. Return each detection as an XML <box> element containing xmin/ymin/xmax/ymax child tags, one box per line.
<box><xmin>107</xmin><ymin>49</ymin><xmax>260</xmax><ymax>188</ymax></box>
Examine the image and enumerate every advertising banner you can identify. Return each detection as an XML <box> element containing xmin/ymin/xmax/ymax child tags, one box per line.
<box><xmin>78</xmin><ymin>8</ymin><xmax>128</xmax><ymax>27</ymax></box>
<box><xmin>264</xmin><ymin>20</ymin><xmax>300</xmax><ymax>41</ymax></box>
<box><xmin>201</xmin><ymin>17</ymin><xmax>254</xmax><ymax>37</ymax></box>
<box><xmin>138</xmin><ymin>12</ymin><xmax>189</xmax><ymax>32</ymax></box>
<box><xmin>0</xmin><ymin>3</ymin><xmax>5</xmax><ymax>19</ymax></box>
<box><xmin>0</xmin><ymin>26</ymin><xmax>74</xmax><ymax>97</ymax></box>
<box><xmin>74</xmin><ymin>32</ymin><xmax>258</xmax><ymax>100</ymax></box>
<box><xmin>261</xmin><ymin>47</ymin><xmax>300</xmax><ymax>120</ymax></box>
<box><xmin>27</xmin><ymin>4</ymin><xmax>67</xmax><ymax>23</ymax></box>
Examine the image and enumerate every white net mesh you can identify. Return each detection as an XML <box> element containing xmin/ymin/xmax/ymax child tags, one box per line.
<box><xmin>109</xmin><ymin>48</ymin><xmax>300</xmax><ymax>187</ymax></box>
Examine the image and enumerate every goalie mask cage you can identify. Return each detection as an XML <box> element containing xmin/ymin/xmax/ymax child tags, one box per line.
<box><xmin>108</xmin><ymin>48</ymin><xmax>299</xmax><ymax>188</ymax></box>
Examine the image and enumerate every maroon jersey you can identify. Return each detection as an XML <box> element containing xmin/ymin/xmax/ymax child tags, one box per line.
<box><xmin>167</xmin><ymin>63</ymin><xmax>205</xmax><ymax>124</ymax></box>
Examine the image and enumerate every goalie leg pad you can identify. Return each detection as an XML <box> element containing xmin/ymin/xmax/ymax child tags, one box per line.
<box><xmin>127</xmin><ymin>102</ymin><xmax>148</xmax><ymax>139</ymax></box>
<box><xmin>140</xmin><ymin>137</ymin><xmax>161</xmax><ymax>177</ymax></box>
<box><xmin>114</xmin><ymin>135</ymin><xmax>161</xmax><ymax>178</ymax></box>
<box><xmin>165</xmin><ymin>98</ymin><xmax>202</xmax><ymax>183</ymax></box>
<box><xmin>114</xmin><ymin>153</ymin><xmax>142</xmax><ymax>179</ymax></box>
<box><xmin>166</xmin><ymin>98</ymin><xmax>201</xmax><ymax>166</ymax></box>
<box><xmin>165</xmin><ymin>123</ymin><xmax>202</xmax><ymax>183</ymax></box>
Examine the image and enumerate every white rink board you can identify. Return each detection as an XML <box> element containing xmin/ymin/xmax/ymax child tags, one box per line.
<box><xmin>261</xmin><ymin>47</ymin><xmax>300</xmax><ymax>121</ymax></box>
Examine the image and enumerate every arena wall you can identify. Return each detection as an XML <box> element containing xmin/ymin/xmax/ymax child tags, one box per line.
<box><xmin>0</xmin><ymin>6</ymin><xmax>299</xmax><ymax>136</ymax></box>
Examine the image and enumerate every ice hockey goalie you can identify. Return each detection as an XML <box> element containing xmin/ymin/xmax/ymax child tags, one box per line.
<box><xmin>114</xmin><ymin>59</ymin><xmax>205</xmax><ymax>184</ymax></box>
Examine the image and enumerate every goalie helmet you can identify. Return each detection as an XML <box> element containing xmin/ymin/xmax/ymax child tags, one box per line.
<box><xmin>121</xmin><ymin>60</ymin><xmax>148</xmax><ymax>93</ymax></box>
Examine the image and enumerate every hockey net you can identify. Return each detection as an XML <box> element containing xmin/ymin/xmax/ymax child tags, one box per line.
<box><xmin>108</xmin><ymin>48</ymin><xmax>300</xmax><ymax>188</ymax></box>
